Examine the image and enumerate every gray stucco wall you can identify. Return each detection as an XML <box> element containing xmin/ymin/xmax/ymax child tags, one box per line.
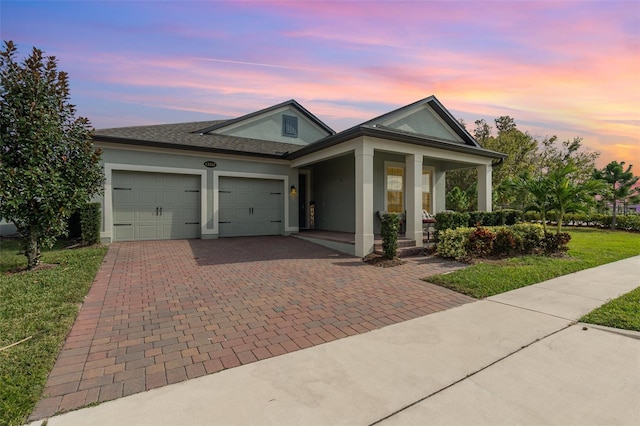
<box><xmin>0</xmin><ymin>219</ymin><xmax>18</xmax><ymax>236</ymax></box>
<box><xmin>219</xmin><ymin>106</ymin><xmax>329</xmax><ymax>145</ymax></box>
<box><xmin>99</xmin><ymin>146</ymin><xmax>298</xmax><ymax>239</ymax></box>
<box><xmin>386</xmin><ymin>107</ymin><xmax>463</xmax><ymax>143</ymax></box>
<box><xmin>373</xmin><ymin>152</ymin><xmax>405</xmax><ymax>234</ymax></box>
<box><xmin>311</xmin><ymin>155</ymin><xmax>355</xmax><ymax>233</ymax></box>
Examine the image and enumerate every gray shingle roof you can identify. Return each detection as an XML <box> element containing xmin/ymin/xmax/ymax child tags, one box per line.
<box><xmin>94</xmin><ymin>120</ymin><xmax>306</xmax><ymax>158</ymax></box>
<box><xmin>94</xmin><ymin>97</ymin><xmax>506</xmax><ymax>161</ymax></box>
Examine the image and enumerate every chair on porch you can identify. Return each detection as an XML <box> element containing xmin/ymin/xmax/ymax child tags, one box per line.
<box><xmin>422</xmin><ymin>210</ymin><xmax>436</xmax><ymax>243</ymax></box>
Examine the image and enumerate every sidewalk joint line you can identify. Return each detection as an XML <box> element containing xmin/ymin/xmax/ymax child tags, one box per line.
<box><xmin>525</xmin><ymin>285</ymin><xmax>605</xmax><ymax>302</ymax></box>
<box><xmin>485</xmin><ymin>299</ymin><xmax>576</xmax><ymax>322</ymax></box>
<box><xmin>368</xmin><ymin>323</ymin><xmax>574</xmax><ymax>426</ymax></box>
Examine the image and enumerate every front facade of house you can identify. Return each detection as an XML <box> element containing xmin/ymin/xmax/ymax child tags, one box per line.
<box><xmin>94</xmin><ymin>96</ymin><xmax>506</xmax><ymax>257</ymax></box>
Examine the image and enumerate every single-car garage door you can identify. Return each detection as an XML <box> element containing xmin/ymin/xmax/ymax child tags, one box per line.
<box><xmin>112</xmin><ymin>171</ymin><xmax>200</xmax><ymax>241</ymax></box>
<box><xmin>219</xmin><ymin>177</ymin><xmax>283</xmax><ymax>237</ymax></box>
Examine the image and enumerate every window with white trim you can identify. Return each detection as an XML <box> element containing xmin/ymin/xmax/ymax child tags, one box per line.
<box><xmin>384</xmin><ymin>163</ymin><xmax>434</xmax><ymax>214</ymax></box>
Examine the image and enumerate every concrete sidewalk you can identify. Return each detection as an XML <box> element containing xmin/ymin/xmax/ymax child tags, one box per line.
<box><xmin>29</xmin><ymin>256</ymin><xmax>640</xmax><ymax>426</ymax></box>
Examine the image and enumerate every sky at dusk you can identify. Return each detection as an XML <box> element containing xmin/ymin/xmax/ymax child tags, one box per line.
<box><xmin>1</xmin><ymin>0</ymin><xmax>639</xmax><ymax>168</ymax></box>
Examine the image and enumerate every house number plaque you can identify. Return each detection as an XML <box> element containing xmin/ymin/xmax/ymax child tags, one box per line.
<box><xmin>204</xmin><ymin>161</ymin><xmax>217</xmax><ymax>168</ymax></box>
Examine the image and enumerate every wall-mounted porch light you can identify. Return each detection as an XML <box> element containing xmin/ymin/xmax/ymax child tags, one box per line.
<box><xmin>290</xmin><ymin>185</ymin><xmax>297</xmax><ymax>197</ymax></box>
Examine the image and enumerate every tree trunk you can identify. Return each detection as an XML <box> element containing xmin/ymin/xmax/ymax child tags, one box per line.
<box><xmin>556</xmin><ymin>211</ymin><xmax>564</xmax><ymax>235</ymax></box>
<box><xmin>25</xmin><ymin>232</ymin><xmax>41</xmax><ymax>270</ymax></box>
<box><xmin>611</xmin><ymin>199</ymin><xmax>617</xmax><ymax>230</ymax></box>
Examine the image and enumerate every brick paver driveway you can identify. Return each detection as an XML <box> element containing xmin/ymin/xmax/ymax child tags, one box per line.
<box><xmin>30</xmin><ymin>237</ymin><xmax>473</xmax><ymax>420</ymax></box>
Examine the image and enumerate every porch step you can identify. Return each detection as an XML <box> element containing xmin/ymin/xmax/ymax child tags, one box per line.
<box><xmin>374</xmin><ymin>240</ymin><xmax>425</xmax><ymax>257</ymax></box>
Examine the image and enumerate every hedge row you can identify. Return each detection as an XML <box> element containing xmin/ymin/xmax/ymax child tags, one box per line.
<box><xmin>435</xmin><ymin>210</ymin><xmax>523</xmax><ymax>233</ymax></box>
<box><xmin>436</xmin><ymin>223</ymin><xmax>571</xmax><ymax>261</ymax></box>
<box><xmin>523</xmin><ymin>212</ymin><xmax>640</xmax><ymax>232</ymax></box>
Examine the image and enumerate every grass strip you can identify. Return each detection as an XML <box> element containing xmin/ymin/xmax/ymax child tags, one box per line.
<box><xmin>581</xmin><ymin>287</ymin><xmax>640</xmax><ymax>332</ymax></box>
<box><xmin>0</xmin><ymin>238</ymin><xmax>108</xmax><ymax>426</ymax></box>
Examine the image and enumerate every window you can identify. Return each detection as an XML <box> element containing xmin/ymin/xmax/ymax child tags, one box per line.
<box><xmin>422</xmin><ymin>169</ymin><xmax>433</xmax><ymax>213</ymax></box>
<box><xmin>385</xmin><ymin>163</ymin><xmax>433</xmax><ymax>214</ymax></box>
<box><xmin>386</xmin><ymin>166</ymin><xmax>404</xmax><ymax>213</ymax></box>
<box><xmin>282</xmin><ymin>115</ymin><xmax>298</xmax><ymax>137</ymax></box>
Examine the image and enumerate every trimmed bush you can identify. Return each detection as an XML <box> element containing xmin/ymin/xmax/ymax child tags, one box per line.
<box><xmin>524</xmin><ymin>211</ymin><xmax>540</xmax><ymax>222</ymax></box>
<box><xmin>435</xmin><ymin>211</ymin><xmax>470</xmax><ymax>232</ymax></box>
<box><xmin>511</xmin><ymin>223</ymin><xmax>546</xmax><ymax>254</ymax></box>
<box><xmin>436</xmin><ymin>223</ymin><xmax>562</xmax><ymax>261</ymax></box>
<box><xmin>80</xmin><ymin>202</ymin><xmax>101</xmax><ymax>245</ymax></box>
<box><xmin>494</xmin><ymin>226</ymin><xmax>520</xmax><ymax>257</ymax></box>
<box><xmin>466</xmin><ymin>226</ymin><xmax>496</xmax><ymax>257</ymax></box>
<box><xmin>542</xmin><ymin>232</ymin><xmax>571</xmax><ymax>254</ymax></box>
<box><xmin>380</xmin><ymin>213</ymin><xmax>401</xmax><ymax>259</ymax></box>
<box><xmin>616</xmin><ymin>215</ymin><xmax>640</xmax><ymax>232</ymax></box>
<box><xmin>436</xmin><ymin>227</ymin><xmax>474</xmax><ymax>261</ymax></box>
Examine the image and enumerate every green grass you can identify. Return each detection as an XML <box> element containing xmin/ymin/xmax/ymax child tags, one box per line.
<box><xmin>581</xmin><ymin>287</ymin><xmax>640</xmax><ymax>332</ymax></box>
<box><xmin>0</xmin><ymin>238</ymin><xmax>107</xmax><ymax>426</ymax></box>
<box><xmin>426</xmin><ymin>228</ymin><xmax>640</xmax><ymax>299</ymax></box>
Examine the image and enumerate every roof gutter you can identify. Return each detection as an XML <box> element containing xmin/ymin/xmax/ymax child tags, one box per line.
<box><xmin>93</xmin><ymin>135</ymin><xmax>288</xmax><ymax>160</ymax></box>
<box><xmin>287</xmin><ymin>126</ymin><xmax>507</xmax><ymax>160</ymax></box>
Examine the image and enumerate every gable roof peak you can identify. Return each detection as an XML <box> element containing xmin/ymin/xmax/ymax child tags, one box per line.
<box><xmin>193</xmin><ymin>99</ymin><xmax>335</xmax><ymax>136</ymax></box>
<box><xmin>360</xmin><ymin>95</ymin><xmax>479</xmax><ymax>147</ymax></box>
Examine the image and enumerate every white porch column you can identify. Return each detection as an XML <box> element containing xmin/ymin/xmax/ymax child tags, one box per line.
<box><xmin>434</xmin><ymin>170</ymin><xmax>446</xmax><ymax>212</ymax></box>
<box><xmin>355</xmin><ymin>143</ymin><xmax>374</xmax><ymax>257</ymax></box>
<box><xmin>405</xmin><ymin>154</ymin><xmax>423</xmax><ymax>243</ymax></box>
<box><xmin>477</xmin><ymin>164</ymin><xmax>493</xmax><ymax>212</ymax></box>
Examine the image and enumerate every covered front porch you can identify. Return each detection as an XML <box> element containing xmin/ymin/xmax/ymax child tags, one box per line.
<box><xmin>292</xmin><ymin>136</ymin><xmax>497</xmax><ymax>257</ymax></box>
<box><xmin>288</xmin><ymin>96</ymin><xmax>506</xmax><ymax>258</ymax></box>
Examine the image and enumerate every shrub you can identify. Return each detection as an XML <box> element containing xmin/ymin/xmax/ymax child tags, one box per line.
<box><xmin>503</xmin><ymin>209</ymin><xmax>523</xmax><ymax>226</ymax></box>
<box><xmin>524</xmin><ymin>211</ymin><xmax>540</xmax><ymax>222</ymax></box>
<box><xmin>67</xmin><ymin>210</ymin><xmax>82</xmax><ymax>239</ymax></box>
<box><xmin>380</xmin><ymin>213</ymin><xmax>400</xmax><ymax>259</ymax></box>
<box><xmin>80</xmin><ymin>202</ymin><xmax>101</xmax><ymax>245</ymax></box>
<box><xmin>616</xmin><ymin>215</ymin><xmax>640</xmax><ymax>232</ymax></box>
<box><xmin>541</xmin><ymin>232</ymin><xmax>571</xmax><ymax>254</ymax></box>
<box><xmin>493</xmin><ymin>227</ymin><xmax>520</xmax><ymax>257</ymax></box>
<box><xmin>511</xmin><ymin>223</ymin><xmax>545</xmax><ymax>254</ymax></box>
<box><xmin>435</xmin><ymin>212</ymin><xmax>470</xmax><ymax>232</ymax></box>
<box><xmin>466</xmin><ymin>225</ymin><xmax>496</xmax><ymax>257</ymax></box>
<box><xmin>436</xmin><ymin>227</ymin><xmax>474</xmax><ymax>261</ymax></box>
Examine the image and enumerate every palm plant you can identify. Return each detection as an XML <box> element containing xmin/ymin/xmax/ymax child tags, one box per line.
<box><xmin>593</xmin><ymin>161</ymin><xmax>639</xmax><ymax>229</ymax></box>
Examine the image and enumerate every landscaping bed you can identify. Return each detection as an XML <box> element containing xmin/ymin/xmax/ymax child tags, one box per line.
<box><xmin>425</xmin><ymin>228</ymin><xmax>640</xmax><ymax>299</ymax></box>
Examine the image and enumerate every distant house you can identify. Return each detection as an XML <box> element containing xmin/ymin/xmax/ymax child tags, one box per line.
<box><xmin>88</xmin><ymin>95</ymin><xmax>506</xmax><ymax>256</ymax></box>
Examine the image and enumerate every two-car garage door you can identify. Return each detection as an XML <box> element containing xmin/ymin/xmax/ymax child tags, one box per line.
<box><xmin>112</xmin><ymin>171</ymin><xmax>284</xmax><ymax>241</ymax></box>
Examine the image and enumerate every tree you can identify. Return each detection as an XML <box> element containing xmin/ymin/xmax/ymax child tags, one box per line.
<box><xmin>518</xmin><ymin>174</ymin><xmax>553</xmax><ymax>233</ymax></box>
<box><xmin>446</xmin><ymin>186</ymin><xmax>470</xmax><ymax>212</ymax></box>
<box><xmin>593</xmin><ymin>161</ymin><xmax>639</xmax><ymax>230</ymax></box>
<box><xmin>0</xmin><ymin>41</ymin><xmax>103</xmax><ymax>269</ymax></box>
<box><xmin>473</xmin><ymin>119</ymin><xmax>491</xmax><ymax>145</ymax></box>
<box><xmin>536</xmin><ymin>136</ymin><xmax>599</xmax><ymax>183</ymax></box>
<box><xmin>546</xmin><ymin>164</ymin><xmax>605</xmax><ymax>234</ymax></box>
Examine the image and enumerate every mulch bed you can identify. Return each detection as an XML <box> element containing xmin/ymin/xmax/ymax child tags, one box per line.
<box><xmin>362</xmin><ymin>252</ymin><xmax>406</xmax><ymax>268</ymax></box>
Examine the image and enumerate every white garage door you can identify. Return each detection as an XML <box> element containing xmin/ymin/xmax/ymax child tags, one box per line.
<box><xmin>219</xmin><ymin>177</ymin><xmax>283</xmax><ymax>237</ymax></box>
<box><xmin>112</xmin><ymin>171</ymin><xmax>200</xmax><ymax>241</ymax></box>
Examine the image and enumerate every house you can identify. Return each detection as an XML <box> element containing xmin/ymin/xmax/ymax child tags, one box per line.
<box><xmin>93</xmin><ymin>95</ymin><xmax>507</xmax><ymax>257</ymax></box>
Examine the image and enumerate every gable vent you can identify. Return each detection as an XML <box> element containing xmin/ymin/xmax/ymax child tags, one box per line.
<box><xmin>282</xmin><ymin>115</ymin><xmax>298</xmax><ymax>138</ymax></box>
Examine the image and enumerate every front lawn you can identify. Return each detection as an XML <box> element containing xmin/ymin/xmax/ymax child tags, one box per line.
<box><xmin>581</xmin><ymin>287</ymin><xmax>640</xmax><ymax>332</ymax></box>
<box><xmin>426</xmin><ymin>228</ymin><xmax>640</xmax><ymax>299</ymax></box>
<box><xmin>0</xmin><ymin>238</ymin><xmax>108</xmax><ymax>426</ymax></box>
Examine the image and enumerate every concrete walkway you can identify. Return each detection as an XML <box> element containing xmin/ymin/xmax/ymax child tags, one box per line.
<box><xmin>29</xmin><ymin>256</ymin><xmax>640</xmax><ymax>426</ymax></box>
